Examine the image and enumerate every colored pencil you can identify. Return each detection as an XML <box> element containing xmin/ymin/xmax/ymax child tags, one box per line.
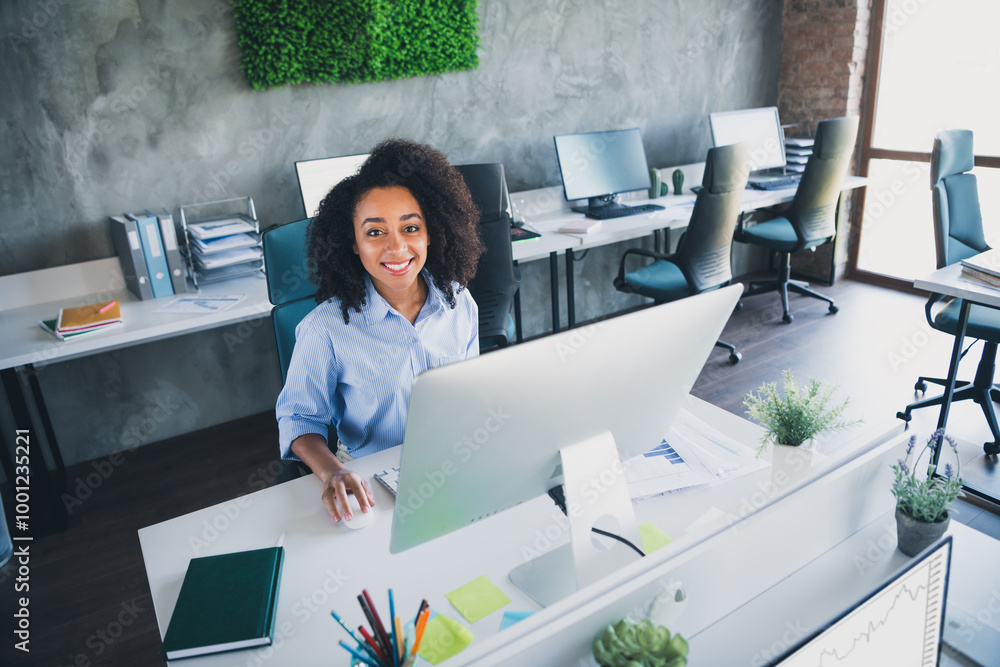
<box><xmin>339</xmin><ymin>640</ymin><xmax>380</xmax><ymax>667</ymax></box>
<box><xmin>330</xmin><ymin>610</ymin><xmax>382</xmax><ymax>664</ymax></box>
<box><xmin>358</xmin><ymin>625</ymin><xmax>389</xmax><ymax>667</ymax></box>
<box><xmin>362</xmin><ymin>589</ymin><xmax>394</xmax><ymax>662</ymax></box>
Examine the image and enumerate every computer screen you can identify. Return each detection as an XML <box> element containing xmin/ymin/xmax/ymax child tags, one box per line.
<box><xmin>709</xmin><ymin>107</ymin><xmax>786</xmax><ymax>174</ymax></box>
<box><xmin>553</xmin><ymin>128</ymin><xmax>652</xmax><ymax>209</ymax></box>
<box><xmin>389</xmin><ymin>285</ymin><xmax>742</xmax><ymax>602</ymax></box>
<box><xmin>770</xmin><ymin>536</ymin><xmax>951</xmax><ymax>667</ymax></box>
<box><xmin>294</xmin><ymin>153</ymin><xmax>369</xmax><ymax>218</ymax></box>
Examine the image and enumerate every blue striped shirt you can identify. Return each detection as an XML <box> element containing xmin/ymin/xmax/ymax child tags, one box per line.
<box><xmin>276</xmin><ymin>271</ymin><xmax>479</xmax><ymax>460</ymax></box>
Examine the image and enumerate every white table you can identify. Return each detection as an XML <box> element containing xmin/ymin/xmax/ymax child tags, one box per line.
<box><xmin>138</xmin><ymin>398</ymin><xmax>907</xmax><ymax>665</ymax></box>
<box><xmin>509</xmin><ymin>174</ymin><xmax>868</xmax><ymax>330</ymax></box>
<box><xmin>913</xmin><ymin>261</ymin><xmax>1000</xmax><ymax>498</ymax></box>
<box><xmin>0</xmin><ymin>258</ymin><xmax>271</xmax><ymax>528</ymax></box>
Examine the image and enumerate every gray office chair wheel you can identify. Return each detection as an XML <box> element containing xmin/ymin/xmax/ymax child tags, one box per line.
<box><xmin>782</xmin><ymin>313</ymin><xmax>794</xmax><ymax>324</ymax></box>
<box><xmin>896</xmin><ymin>411</ymin><xmax>912</xmax><ymax>423</ymax></box>
<box><xmin>915</xmin><ymin>380</ymin><xmax>927</xmax><ymax>393</ymax></box>
<box><xmin>735</xmin><ymin>302</ymin><xmax>744</xmax><ymax>311</ymax></box>
<box><xmin>986</xmin><ymin>441</ymin><xmax>1000</xmax><ymax>456</ymax></box>
<box><xmin>828</xmin><ymin>304</ymin><xmax>839</xmax><ymax>314</ymax></box>
<box><xmin>729</xmin><ymin>351</ymin><xmax>742</xmax><ymax>364</ymax></box>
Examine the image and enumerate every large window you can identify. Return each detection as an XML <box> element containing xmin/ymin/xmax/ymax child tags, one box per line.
<box><xmin>852</xmin><ymin>0</ymin><xmax>1000</xmax><ymax>283</ymax></box>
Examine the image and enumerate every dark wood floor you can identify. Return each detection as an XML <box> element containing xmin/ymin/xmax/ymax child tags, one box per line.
<box><xmin>3</xmin><ymin>277</ymin><xmax>1000</xmax><ymax>666</ymax></box>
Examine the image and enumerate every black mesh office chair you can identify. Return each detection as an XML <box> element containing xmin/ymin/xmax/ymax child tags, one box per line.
<box><xmin>455</xmin><ymin>163</ymin><xmax>520</xmax><ymax>350</ymax></box>
<box><xmin>737</xmin><ymin>116</ymin><xmax>860</xmax><ymax>323</ymax></box>
<box><xmin>896</xmin><ymin>129</ymin><xmax>1000</xmax><ymax>455</ymax></box>
<box><xmin>613</xmin><ymin>142</ymin><xmax>750</xmax><ymax>364</ymax></box>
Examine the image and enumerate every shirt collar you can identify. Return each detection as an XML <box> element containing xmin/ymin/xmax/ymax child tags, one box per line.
<box><xmin>360</xmin><ymin>269</ymin><xmax>444</xmax><ymax>327</ymax></box>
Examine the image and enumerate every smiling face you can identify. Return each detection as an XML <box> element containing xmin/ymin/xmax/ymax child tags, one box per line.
<box><xmin>352</xmin><ymin>186</ymin><xmax>430</xmax><ymax>308</ymax></box>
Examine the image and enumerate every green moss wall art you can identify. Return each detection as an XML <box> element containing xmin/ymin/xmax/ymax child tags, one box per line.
<box><xmin>234</xmin><ymin>0</ymin><xmax>481</xmax><ymax>90</ymax></box>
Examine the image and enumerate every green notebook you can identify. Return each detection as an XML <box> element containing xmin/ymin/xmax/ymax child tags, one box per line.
<box><xmin>161</xmin><ymin>546</ymin><xmax>284</xmax><ymax>661</ymax></box>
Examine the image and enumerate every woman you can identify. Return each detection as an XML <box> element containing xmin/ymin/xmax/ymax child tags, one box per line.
<box><xmin>276</xmin><ymin>138</ymin><xmax>485</xmax><ymax>523</ymax></box>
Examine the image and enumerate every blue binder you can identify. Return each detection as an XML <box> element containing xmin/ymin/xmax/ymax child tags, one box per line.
<box><xmin>127</xmin><ymin>211</ymin><xmax>174</xmax><ymax>298</ymax></box>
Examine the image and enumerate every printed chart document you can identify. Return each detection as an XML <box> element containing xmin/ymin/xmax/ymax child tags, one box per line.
<box><xmin>156</xmin><ymin>295</ymin><xmax>246</xmax><ymax>314</ymax></box>
<box><xmin>625</xmin><ymin>408</ymin><xmax>766</xmax><ymax>502</ymax></box>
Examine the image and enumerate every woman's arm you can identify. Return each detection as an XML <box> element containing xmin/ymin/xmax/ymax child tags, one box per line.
<box><xmin>290</xmin><ymin>433</ymin><xmax>374</xmax><ymax>522</ymax></box>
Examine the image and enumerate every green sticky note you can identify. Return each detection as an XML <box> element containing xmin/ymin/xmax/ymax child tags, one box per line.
<box><xmin>445</xmin><ymin>575</ymin><xmax>512</xmax><ymax>623</ymax></box>
<box><xmin>417</xmin><ymin>613</ymin><xmax>474</xmax><ymax>664</ymax></box>
<box><xmin>639</xmin><ymin>521</ymin><xmax>673</xmax><ymax>554</ymax></box>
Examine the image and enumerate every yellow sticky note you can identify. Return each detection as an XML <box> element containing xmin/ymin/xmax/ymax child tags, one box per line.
<box><xmin>417</xmin><ymin>613</ymin><xmax>474</xmax><ymax>664</ymax></box>
<box><xmin>445</xmin><ymin>575</ymin><xmax>512</xmax><ymax>623</ymax></box>
<box><xmin>639</xmin><ymin>521</ymin><xmax>673</xmax><ymax>554</ymax></box>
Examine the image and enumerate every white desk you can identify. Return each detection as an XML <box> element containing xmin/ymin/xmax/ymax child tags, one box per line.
<box><xmin>138</xmin><ymin>398</ymin><xmax>905</xmax><ymax>666</ymax></box>
<box><xmin>913</xmin><ymin>261</ymin><xmax>1000</xmax><ymax>499</ymax></box>
<box><xmin>0</xmin><ymin>258</ymin><xmax>270</xmax><ymax>528</ymax></box>
<box><xmin>509</xmin><ymin>174</ymin><xmax>868</xmax><ymax>330</ymax></box>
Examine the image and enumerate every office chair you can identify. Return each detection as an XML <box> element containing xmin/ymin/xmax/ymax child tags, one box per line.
<box><xmin>736</xmin><ymin>115</ymin><xmax>860</xmax><ymax>323</ymax></box>
<box><xmin>262</xmin><ymin>218</ymin><xmax>320</xmax><ymax>381</ymax></box>
<box><xmin>455</xmin><ymin>163</ymin><xmax>520</xmax><ymax>350</ymax></box>
<box><xmin>261</xmin><ymin>217</ymin><xmax>318</xmax><ymax>483</ymax></box>
<box><xmin>896</xmin><ymin>129</ymin><xmax>1000</xmax><ymax>455</ymax></box>
<box><xmin>613</xmin><ymin>141</ymin><xmax>750</xmax><ymax>365</ymax></box>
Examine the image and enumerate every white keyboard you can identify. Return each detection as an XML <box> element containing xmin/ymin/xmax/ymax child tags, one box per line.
<box><xmin>374</xmin><ymin>466</ymin><xmax>400</xmax><ymax>496</ymax></box>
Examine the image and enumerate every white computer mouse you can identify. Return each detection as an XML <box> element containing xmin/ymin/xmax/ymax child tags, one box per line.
<box><xmin>340</xmin><ymin>493</ymin><xmax>375</xmax><ymax>530</ymax></box>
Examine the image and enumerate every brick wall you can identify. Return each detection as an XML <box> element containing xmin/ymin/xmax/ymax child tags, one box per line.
<box><xmin>777</xmin><ymin>0</ymin><xmax>872</xmax><ymax>282</ymax></box>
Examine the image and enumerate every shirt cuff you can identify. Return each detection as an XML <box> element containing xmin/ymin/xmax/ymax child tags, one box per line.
<box><xmin>278</xmin><ymin>417</ymin><xmax>330</xmax><ymax>462</ymax></box>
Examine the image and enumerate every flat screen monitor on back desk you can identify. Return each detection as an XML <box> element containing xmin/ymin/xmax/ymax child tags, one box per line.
<box><xmin>553</xmin><ymin>128</ymin><xmax>663</xmax><ymax>219</ymax></box>
<box><xmin>294</xmin><ymin>153</ymin><xmax>369</xmax><ymax>218</ymax></box>
<box><xmin>390</xmin><ymin>284</ymin><xmax>742</xmax><ymax>606</ymax></box>
<box><xmin>709</xmin><ymin>106</ymin><xmax>799</xmax><ymax>189</ymax></box>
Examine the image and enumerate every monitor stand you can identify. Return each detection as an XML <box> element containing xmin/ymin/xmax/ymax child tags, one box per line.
<box><xmin>508</xmin><ymin>431</ymin><xmax>641</xmax><ymax>607</ymax></box>
<box><xmin>571</xmin><ymin>194</ymin><xmax>620</xmax><ymax>218</ymax></box>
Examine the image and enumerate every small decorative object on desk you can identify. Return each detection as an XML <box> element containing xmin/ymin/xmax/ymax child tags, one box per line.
<box><xmin>743</xmin><ymin>369</ymin><xmax>859</xmax><ymax>457</ymax></box>
<box><xmin>671</xmin><ymin>169</ymin><xmax>684</xmax><ymax>195</ymax></box>
<box><xmin>648</xmin><ymin>168</ymin><xmax>662</xmax><ymax>199</ymax></box>
<box><xmin>592</xmin><ymin>618</ymin><xmax>688</xmax><ymax>667</ymax></box>
<box><xmin>891</xmin><ymin>429</ymin><xmax>964</xmax><ymax>557</ymax></box>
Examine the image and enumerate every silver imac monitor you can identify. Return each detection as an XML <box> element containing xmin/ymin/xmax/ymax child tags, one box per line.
<box><xmin>709</xmin><ymin>106</ymin><xmax>786</xmax><ymax>175</ymax></box>
<box><xmin>389</xmin><ymin>285</ymin><xmax>742</xmax><ymax>604</ymax></box>
<box><xmin>553</xmin><ymin>128</ymin><xmax>653</xmax><ymax>216</ymax></box>
<box><xmin>294</xmin><ymin>153</ymin><xmax>369</xmax><ymax>218</ymax></box>
<box><xmin>770</xmin><ymin>536</ymin><xmax>951</xmax><ymax>666</ymax></box>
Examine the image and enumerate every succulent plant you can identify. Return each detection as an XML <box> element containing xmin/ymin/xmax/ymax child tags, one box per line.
<box><xmin>592</xmin><ymin>618</ymin><xmax>689</xmax><ymax>667</ymax></box>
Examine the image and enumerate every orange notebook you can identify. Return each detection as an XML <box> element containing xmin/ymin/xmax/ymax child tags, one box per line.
<box><xmin>56</xmin><ymin>300</ymin><xmax>122</xmax><ymax>334</ymax></box>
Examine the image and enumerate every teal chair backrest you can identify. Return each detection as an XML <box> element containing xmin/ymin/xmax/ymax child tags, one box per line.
<box><xmin>931</xmin><ymin>129</ymin><xmax>987</xmax><ymax>268</ymax></box>
<box><xmin>786</xmin><ymin>116</ymin><xmax>859</xmax><ymax>249</ymax></box>
<box><xmin>261</xmin><ymin>218</ymin><xmax>319</xmax><ymax>382</ymax></box>
<box><xmin>674</xmin><ymin>142</ymin><xmax>750</xmax><ymax>293</ymax></box>
<box><xmin>262</xmin><ymin>218</ymin><xmax>318</xmax><ymax>306</ymax></box>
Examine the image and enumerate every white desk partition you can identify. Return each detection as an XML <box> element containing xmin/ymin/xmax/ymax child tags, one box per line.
<box><xmin>138</xmin><ymin>398</ymin><xmax>904</xmax><ymax>666</ymax></box>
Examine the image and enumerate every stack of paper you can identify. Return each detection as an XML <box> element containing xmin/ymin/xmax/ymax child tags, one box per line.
<box><xmin>959</xmin><ymin>250</ymin><xmax>1000</xmax><ymax>289</ymax></box>
<box><xmin>40</xmin><ymin>300</ymin><xmax>123</xmax><ymax>341</ymax></box>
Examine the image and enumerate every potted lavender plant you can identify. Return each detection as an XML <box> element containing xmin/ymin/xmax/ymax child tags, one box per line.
<box><xmin>890</xmin><ymin>430</ymin><xmax>964</xmax><ymax>556</ymax></box>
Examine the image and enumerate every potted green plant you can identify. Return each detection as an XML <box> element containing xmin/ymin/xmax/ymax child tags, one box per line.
<box><xmin>592</xmin><ymin>618</ymin><xmax>688</xmax><ymax>667</ymax></box>
<box><xmin>743</xmin><ymin>369</ymin><xmax>858</xmax><ymax>455</ymax></box>
<box><xmin>891</xmin><ymin>430</ymin><xmax>963</xmax><ymax>556</ymax></box>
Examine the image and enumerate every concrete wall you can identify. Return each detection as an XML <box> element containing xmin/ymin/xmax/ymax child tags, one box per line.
<box><xmin>0</xmin><ymin>0</ymin><xmax>782</xmax><ymax>464</ymax></box>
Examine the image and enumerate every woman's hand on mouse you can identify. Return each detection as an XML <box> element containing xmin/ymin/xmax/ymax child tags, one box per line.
<box><xmin>320</xmin><ymin>466</ymin><xmax>374</xmax><ymax>523</ymax></box>
<box><xmin>289</xmin><ymin>433</ymin><xmax>375</xmax><ymax>523</ymax></box>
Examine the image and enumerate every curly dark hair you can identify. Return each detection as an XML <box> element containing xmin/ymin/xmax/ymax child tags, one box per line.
<box><xmin>307</xmin><ymin>138</ymin><xmax>486</xmax><ymax>324</ymax></box>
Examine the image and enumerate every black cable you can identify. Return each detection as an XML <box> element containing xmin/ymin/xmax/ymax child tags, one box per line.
<box><xmin>547</xmin><ymin>486</ymin><xmax>646</xmax><ymax>558</ymax></box>
<box><xmin>573</xmin><ymin>249</ymin><xmax>590</xmax><ymax>261</ymax></box>
<box><xmin>592</xmin><ymin>527</ymin><xmax>645</xmax><ymax>558</ymax></box>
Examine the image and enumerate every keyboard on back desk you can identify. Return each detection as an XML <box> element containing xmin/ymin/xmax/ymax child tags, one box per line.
<box><xmin>748</xmin><ymin>175</ymin><xmax>801</xmax><ymax>190</ymax></box>
<box><xmin>583</xmin><ymin>203</ymin><xmax>665</xmax><ymax>220</ymax></box>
